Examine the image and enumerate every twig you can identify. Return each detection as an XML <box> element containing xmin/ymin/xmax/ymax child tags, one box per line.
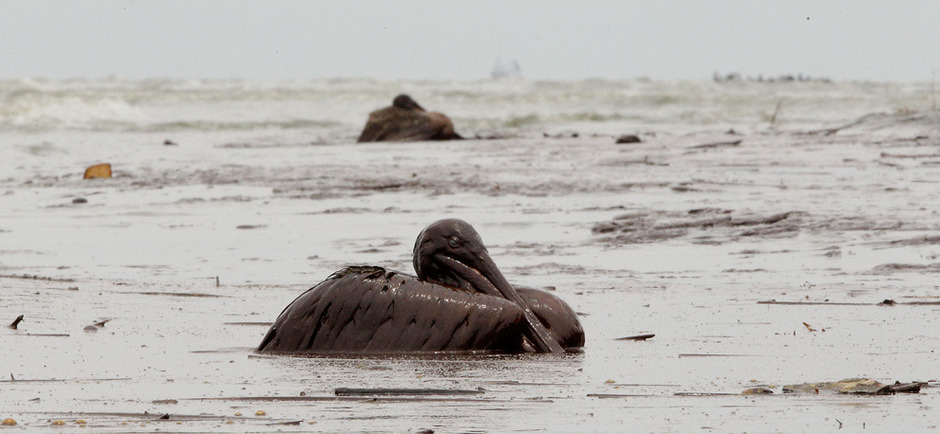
<box><xmin>587</xmin><ymin>393</ymin><xmax>656</xmax><ymax>398</ymax></box>
<box><xmin>7</xmin><ymin>333</ymin><xmax>70</xmax><ymax>337</ymax></box>
<box><xmin>190</xmin><ymin>395</ymin><xmax>529</xmax><ymax>403</ymax></box>
<box><xmin>677</xmin><ymin>353</ymin><xmax>754</xmax><ymax>358</ymax></box>
<box><xmin>0</xmin><ymin>377</ymin><xmax>131</xmax><ymax>383</ymax></box>
<box><xmin>334</xmin><ymin>387</ymin><xmax>484</xmax><ymax>396</ymax></box>
<box><xmin>758</xmin><ymin>300</ymin><xmax>940</xmax><ymax>306</ymax></box>
<box><xmin>804</xmin><ymin>113</ymin><xmax>881</xmax><ymax>136</ymax></box>
<box><xmin>0</xmin><ymin>274</ymin><xmax>75</xmax><ymax>282</ymax></box>
<box><xmin>9</xmin><ymin>315</ymin><xmax>23</xmax><ymax>329</ymax></box>
<box><xmin>690</xmin><ymin>140</ymin><xmax>742</xmax><ymax>149</ymax></box>
<box><xmin>614</xmin><ymin>333</ymin><xmax>655</xmax><ymax>341</ymax></box>
<box><xmin>769</xmin><ymin>100</ymin><xmax>783</xmax><ymax>129</ymax></box>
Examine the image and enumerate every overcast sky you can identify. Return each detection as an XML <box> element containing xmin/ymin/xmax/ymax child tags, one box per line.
<box><xmin>1</xmin><ymin>1</ymin><xmax>938</xmax><ymax>82</ymax></box>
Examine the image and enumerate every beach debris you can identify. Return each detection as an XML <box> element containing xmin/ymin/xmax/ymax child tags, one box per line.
<box><xmin>742</xmin><ymin>387</ymin><xmax>774</xmax><ymax>395</ymax></box>
<box><xmin>592</xmin><ymin>208</ymin><xmax>800</xmax><ymax>244</ymax></box>
<box><xmin>51</xmin><ymin>420</ymin><xmax>66</xmax><ymax>426</ymax></box>
<box><xmin>543</xmin><ymin>131</ymin><xmax>579</xmax><ymax>139</ymax></box>
<box><xmin>2</xmin><ymin>418</ymin><xmax>16</xmax><ymax>426</ymax></box>
<box><xmin>802</xmin><ymin>322</ymin><xmax>816</xmax><ymax>332</ymax></box>
<box><xmin>152</xmin><ymin>399</ymin><xmax>178</xmax><ymax>405</ymax></box>
<box><xmin>83</xmin><ymin>163</ymin><xmax>112</xmax><ymax>179</ymax></box>
<box><xmin>689</xmin><ymin>139</ymin><xmax>742</xmax><ymax>149</ymax></box>
<box><xmin>358</xmin><ymin>94</ymin><xmax>463</xmax><ymax>142</ymax></box>
<box><xmin>236</xmin><ymin>224</ymin><xmax>266</xmax><ymax>230</ymax></box>
<box><xmin>614</xmin><ymin>333</ymin><xmax>655</xmax><ymax>341</ymax></box>
<box><xmin>870</xmin><ymin>262</ymin><xmax>940</xmax><ymax>274</ymax></box>
<box><xmin>615</xmin><ymin>134</ymin><xmax>642</xmax><ymax>144</ymax></box>
<box><xmin>255</xmin><ymin>410</ymin><xmax>266</xmax><ymax>416</ymax></box>
<box><xmin>163</xmin><ymin>139</ymin><xmax>178</xmax><ymax>146</ymax></box>
<box><xmin>0</xmin><ymin>273</ymin><xmax>75</xmax><ymax>283</ymax></box>
<box><xmin>266</xmin><ymin>420</ymin><xmax>303</xmax><ymax>426</ymax></box>
<box><xmin>8</xmin><ymin>315</ymin><xmax>23</xmax><ymax>329</ymax></box>
<box><xmin>782</xmin><ymin>378</ymin><xmax>924</xmax><ymax>395</ymax></box>
<box><xmin>72</xmin><ymin>197</ymin><xmax>88</xmax><ymax>204</ymax></box>
<box><xmin>760</xmin><ymin>299</ymin><xmax>940</xmax><ymax>306</ymax></box>
<box><xmin>334</xmin><ymin>388</ymin><xmax>484</xmax><ymax>396</ymax></box>
<box><xmin>83</xmin><ymin>318</ymin><xmax>112</xmax><ymax>332</ymax></box>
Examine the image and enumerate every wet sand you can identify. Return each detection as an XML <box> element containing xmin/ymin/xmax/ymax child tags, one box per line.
<box><xmin>1</xmin><ymin>112</ymin><xmax>938</xmax><ymax>431</ymax></box>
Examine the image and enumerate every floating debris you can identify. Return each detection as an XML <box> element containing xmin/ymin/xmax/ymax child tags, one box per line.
<box><xmin>334</xmin><ymin>388</ymin><xmax>484</xmax><ymax>396</ymax></box>
<box><xmin>614</xmin><ymin>333</ymin><xmax>655</xmax><ymax>341</ymax></box>
<box><xmin>689</xmin><ymin>139</ymin><xmax>741</xmax><ymax>149</ymax></box>
<box><xmin>782</xmin><ymin>378</ymin><xmax>924</xmax><ymax>395</ymax></box>
<box><xmin>742</xmin><ymin>387</ymin><xmax>774</xmax><ymax>395</ymax></box>
<box><xmin>152</xmin><ymin>399</ymin><xmax>178</xmax><ymax>405</ymax></box>
<box><xmin>615</xmin><ymin>134</ymin><xmax>642</xmax><ymax>144</ymax></box>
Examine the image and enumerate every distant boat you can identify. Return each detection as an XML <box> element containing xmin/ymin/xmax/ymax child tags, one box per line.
<box><xmin>491</xmin><ymin>57</ymin><xmax>521</xmax><ymax>79</ymax></box>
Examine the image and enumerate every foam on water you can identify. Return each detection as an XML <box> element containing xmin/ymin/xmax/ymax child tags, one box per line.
<box><xmin>1</xmin><ymin>77</ymin><xmax>934</xmax><ymax>135</ymax></box>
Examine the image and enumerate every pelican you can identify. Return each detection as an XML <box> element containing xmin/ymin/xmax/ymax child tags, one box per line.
<box><xmin>357</xmin><ymin>94</ymin><xmax>463</xmax><ymax>142</ymax></box>
<box><xmin>257</xmin><ymin>219</ymin><xmax>584</xmax><ymax>354</ymax></box>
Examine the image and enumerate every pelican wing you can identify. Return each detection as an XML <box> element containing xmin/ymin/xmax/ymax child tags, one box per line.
<box><xmin>257</xmin><ymin>266</ymin><xmax>527</xmax><ymax>353</ymax></box>
<box><xmin>357</xmin><ymin>107</ymin><xmax>442</xmax><ymax>142</ymax></box>
<box><xmin>516</xmin><ymin>286</ymin><xmax>585</xmax><ymax>349</ymax></box>
<box><xmin>356</xmin><ymin>110</ymin><xmax>393</xmax><ymax>142</ymax></box>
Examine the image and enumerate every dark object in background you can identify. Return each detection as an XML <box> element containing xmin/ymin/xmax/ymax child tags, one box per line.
<box><xmin>358</xmin><ymin>95</ymin><xmax>463</xmax><ymax>142</ymax></box>
<box><xmin>615</xmin><ymin>134</ymin><xmax>641</xmax><ymax>144</ymax></box>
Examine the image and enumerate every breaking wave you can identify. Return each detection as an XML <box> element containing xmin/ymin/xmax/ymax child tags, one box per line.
<box><xmin>0</xmin><ymin>77</ymin><xmax>934</xmax><ymax>134</ymax></box>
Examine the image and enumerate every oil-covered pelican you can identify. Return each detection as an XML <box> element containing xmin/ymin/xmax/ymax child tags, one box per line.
<box><xmin>257</xmin><ymin>219</ymin><xmax>584</xmax><ymax>354</ymax></box>
<box><xmin>357</xmin><ymin>94</ymin><xmax>463</xmax><ymax>142</ymax></box>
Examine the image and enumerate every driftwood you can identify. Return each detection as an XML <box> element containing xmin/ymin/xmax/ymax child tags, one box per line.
<box><xmin>0</xmin><ymin>274</ymin><xmax>75</xmax><ymax>282</ymax></box>
<box><xmin>614</xmin><ymin>333</ymin><xmax>655</xmax><ymax>341</ymax></box>
<box><xmin>677</xmin><ymin>353</ymin><xmax>755</xmax><ymax>358</ymax></box>
<box><xmin>334</xmin><ymin>387</ymin><xmax>483</xmax><ymax>396</ymax></box>
<box><xmin>689</xmin><ymin>140</ymin><xmax>741</xmax><ymax>149</ymax></box>
<box><xmin>7</xmin><ymin>333</ymin><xmax>70</xmax><ymax>337</ymax></box>
<box><xmin>758</xmin><ymin>300</ymin><xmax>940</xmax><ymax>306</ymax></box>
<box><xmin>804</xmin><ymin>113</ymin><xmax>881</xmax><ymax>136</ymax></box>
<box><xmin>0</xmin><ymin>377</ymin><xmax>130</xmax><ymax>383</ymax></box>
<box><xmin>587</xmin><ymin>393</ymin><xmax>655</xmax><ymax>398</ymax></box>
<box><xmin>191</xmin><ymin>395</ymin><xmax>542</xmax><ymax>403</ymax></box>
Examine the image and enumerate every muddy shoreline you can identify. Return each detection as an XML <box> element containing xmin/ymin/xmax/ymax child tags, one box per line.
<box><xmin>2</xmin><ymin>110</ymin><xmax>938</xmax><ymax>431</ymax></box>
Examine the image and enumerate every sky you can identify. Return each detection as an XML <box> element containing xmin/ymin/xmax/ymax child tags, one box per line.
<box><xmin>1</xmin><ymin>1</ymin><xmax>938</xmax><ymax>82</ymax></box>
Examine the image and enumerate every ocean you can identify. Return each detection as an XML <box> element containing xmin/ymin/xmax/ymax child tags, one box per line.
<box><xmin>2</xmin><ymin>77</ymin><xmax>934</xmax><ymax>136</ymax></box>
<box><xmin>1</xmin><ymin>77</ymin><xmax>938</xmax><ymax>432</ymax></box>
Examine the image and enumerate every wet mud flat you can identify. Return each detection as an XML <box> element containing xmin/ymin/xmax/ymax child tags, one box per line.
<box><xmin>1</xmin><ymin>112</ymin><xmax>939</xmax><ymax>431</ymax></box>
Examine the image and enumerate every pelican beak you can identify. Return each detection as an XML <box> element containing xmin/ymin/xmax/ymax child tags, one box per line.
<box><xmin>436</xmin><ymin>252</ymin><xmax>564</xmax><ymax>353</ymax></box>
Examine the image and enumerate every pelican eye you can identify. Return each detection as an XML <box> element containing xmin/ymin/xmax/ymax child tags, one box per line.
<box><xmin>447</xmin><ymin>238</ymin><xmax>459</xmax><ymax>248</ymax></box>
